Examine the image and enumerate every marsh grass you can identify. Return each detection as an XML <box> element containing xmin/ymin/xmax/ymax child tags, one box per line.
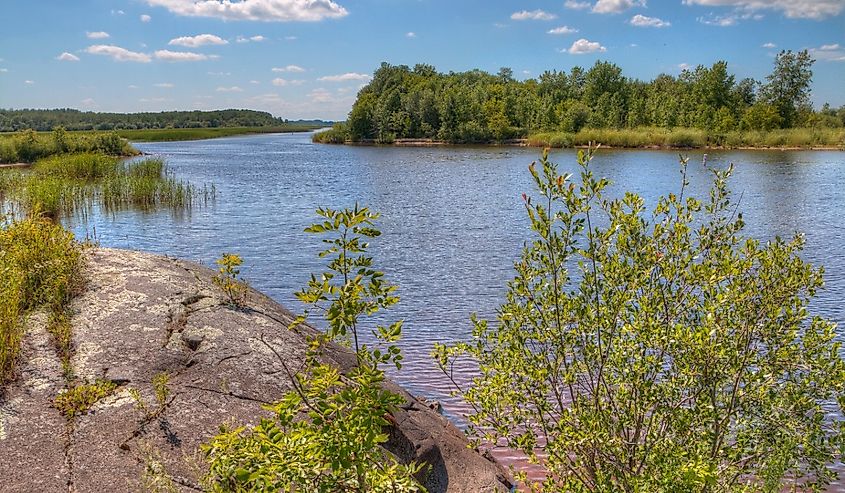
<box><xmin>114</xmin><ymin>125</ymin><xmax>319</xmax><ymax>142</ymax></box>
<box><xmin>1</xmin><ymin>155</ymin><xmax>213</xmax><ymax>219</ymax></box>
<box><xmin>0</xmin><ymin>129</ymin><xmax>138</xmax><ymax>164</ymax></box>
<box><xmin>0</xmin><ymin>214</ymin><xmax>83</xmax><ymax>385</ymax></box>
<box><xmin>526</xmin><ymin>127</ymin><xmax>845</xmax><ymax>149</ymax></box>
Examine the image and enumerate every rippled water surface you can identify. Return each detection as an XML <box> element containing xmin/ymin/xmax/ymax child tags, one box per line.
<box><xmin>68</xmin><ymin>132</ymin><xmax>845</xmax><ymax>480</ymax></box>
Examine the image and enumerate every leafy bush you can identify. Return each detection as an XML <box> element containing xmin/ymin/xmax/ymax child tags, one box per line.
<box><xmin>212</xmin><ymin>253</ymin><xmax>248</xmax><ymax>307</ymax></box>
<box><xmin>204</xmin><ymin>206</ymin><xmax>422</xmax><ymax>492</ymax></box>
<box><xmin>435</xmin><ymin>149</ymin><xmax>845</xmax><ymax>491</ymax></box>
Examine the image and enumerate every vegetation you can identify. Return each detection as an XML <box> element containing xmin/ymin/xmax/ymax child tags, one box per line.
<box><xmin>0</xmin><ymin>108</ymin><xmax>331</xmax><ymax>132</ymax></box>
<box><xmin>204</xmin><ymin>206</ymin><xmax>422</xmax><ymax>492</ymax></box>
<box><xmin>115</xmin><ymin>125</ymin><xmax>325</xmax><ymax>142</ymax></box>
<box><xmin>0</xmin><ymin>127</ymin><xmax>137</xmax><ymax>163</ymax></box>
<box><xmin>0</xmin><ymin>214</ymin><xmax>83</xmax><ymax>385</ymax></box>
<box><xmin>212</xmin><ymin>253</ymin><xmax>248</xmax><ymax>307</ymax></box>
<box><xmin>317</xmin><ymin>51</ymin><xmax>844</xmax><ymax>146</ymax></box>
<box><xmin>1</xmin><ymin>153</ymin><xmax>212</xmax><ymax>219</ymax></box>
<box><xmin>54</xmin><ymin>379</ymin><xmax>117</xmax><ymax>418</ymax></box>
<box><xmin>434</xmin><ymin>148</ymin><xmax>845</xmax><ymax>491</ymax></box>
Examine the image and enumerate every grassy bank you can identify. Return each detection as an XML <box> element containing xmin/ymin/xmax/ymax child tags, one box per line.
<box><xmin>0</xmin><ymin>214</ymin><xmax>83</xmax><ymax>385</ymax></box>
<box><xmin>115</xmin><ymin>125</ymin><xmax>323</xmax><ymax>142</ymax></box>
<box><xmin>0</xmin><ymin>129</ymin><xmax>138</xmax><ymax>164</ymax></box>
<box><xmin>526</xmin><ymin>127</ymin><xmax>845</xmax><ymax>149</ymax></box>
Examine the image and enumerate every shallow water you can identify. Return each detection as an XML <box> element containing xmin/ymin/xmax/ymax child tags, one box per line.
<box><xmin>66</xmin><ymin>132</ymin><xmax>845</xmax><ymax>484</ymax></box>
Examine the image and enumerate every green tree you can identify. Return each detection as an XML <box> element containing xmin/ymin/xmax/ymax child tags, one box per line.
<box><xmin>204</xmin><ymin>206</ymin><xmax>422</xmax><ymax>492</ymax></box>
<box><xmin>760</xmin><ymin>50</ymin><xmax>814</xmax><ymax>128</ymax></box>
<box><xmin>435</xmin><ymin>149</ymin><xmax>845</xmax><ymax>491</ymax></box>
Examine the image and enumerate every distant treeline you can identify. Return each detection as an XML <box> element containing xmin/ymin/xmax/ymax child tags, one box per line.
<box><xmin>323</xmin><ymin>50</ymin><xmax>845</xmax><ymax>144</ymax></box>
<box><xmin>0</xmin><ymin>109</ymin><xmax>331</xmax><ymax>132</ymax></box>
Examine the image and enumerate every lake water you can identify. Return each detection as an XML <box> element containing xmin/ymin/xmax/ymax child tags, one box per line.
<box><xmin>67</xmin><ymin>132</ymin><xmax>845</xmax><ymax>480</ymax></box>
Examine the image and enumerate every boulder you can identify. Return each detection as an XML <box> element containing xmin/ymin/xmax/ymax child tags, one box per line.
<box><xmin>0</xmin><ymin>248</ymin><xmax>511</xmax><ymax>492</ymax></box>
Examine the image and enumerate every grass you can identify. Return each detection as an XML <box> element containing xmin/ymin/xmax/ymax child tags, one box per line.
<box><xmin>0</xmin><ymin>129</ymin><xmax>138</xmax><ymax>164</ymax></box>
<box><xmin>0</xmin><ymin>214</ymin><xmax>83</xmax><ymax>385</ymax></box>
<box><xmin>312</xmin><ymin>124</ymin><xmax>348</xmax><ymax>144</ymax></box>
<box><xmin>115</xmin><ymin>125</ymin><xmax>323</xmax><ymax>142</ymax></box>
<box><xmin>54</xmin><ymin>379</ymin><xmax>117</xmax><ymax>418</ymax></box>
<box><xmin>1</xmin><ymin>153</ymin><xmax>213</xmax><ymax>219</ymax></box>
<box><xmin>526</xmin><ymin>127</ymin><xmax>845</xmax><ymax>149</ymax></box>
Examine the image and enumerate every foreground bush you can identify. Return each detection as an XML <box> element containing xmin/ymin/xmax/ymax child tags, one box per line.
<box><xmin>436</xmin><ymin>149</ymin><xmax>845</xmax><ymax>491</ymax></box>
<box><xmin>204</xmin><ymin>206</ymin><xmax>422</xmax><ymax>492</ymax></box>
<box><xmin>0</xmin><ymin>214</ymin><xmax>82</xmax><ymax>384</ymax></box>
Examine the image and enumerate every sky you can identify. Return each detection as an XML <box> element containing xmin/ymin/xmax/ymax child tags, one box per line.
<box><xmin>0</xmin><ymin>0</ymin><xmax>843</xmax><ymax>120</ymax></box>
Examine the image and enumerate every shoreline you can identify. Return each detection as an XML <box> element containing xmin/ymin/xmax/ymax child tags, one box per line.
<box><xmin>321</xmin><ymin>138</ymin><xmax>845</xmax><ymax>152</ymax></box>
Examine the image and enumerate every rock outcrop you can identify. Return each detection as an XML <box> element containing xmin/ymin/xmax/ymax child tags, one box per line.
<box><xmin>0</xmin><ymin>248</ymin><xmax>511</xmax><ymax>492</ymax></box>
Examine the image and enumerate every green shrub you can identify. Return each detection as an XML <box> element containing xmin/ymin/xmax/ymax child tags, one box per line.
<box><xmin>54</xmin><ymin>379</ymin><xmax>117</xmax><ymax>418</ymax></box>
<box><xmin>435</xmin><ymin>149</ymin><xmax>845</xmax><ymax>491</ymax></box>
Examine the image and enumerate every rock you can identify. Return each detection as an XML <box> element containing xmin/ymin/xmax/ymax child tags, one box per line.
<box><xmin>0</xmin><ymin>248</ymin><xmax>512</xmax><ymax>492</ymax></box>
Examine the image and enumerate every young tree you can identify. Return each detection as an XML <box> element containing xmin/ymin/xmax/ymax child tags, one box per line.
<box><xmin>435</xmin><ymin>149</ymin><xmax>845</xmax><ymax>492</ymax></box>
<box><xmin>761</xmin><ymin>50</ymin><xmax>814</xmax><ymax>128</ymax></box>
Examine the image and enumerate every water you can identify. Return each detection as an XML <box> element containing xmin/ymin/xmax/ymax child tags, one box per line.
<box><xmin>67</xmin><ymin>132</ymin><xmax>845</xmax><ymax>480</ymax></box>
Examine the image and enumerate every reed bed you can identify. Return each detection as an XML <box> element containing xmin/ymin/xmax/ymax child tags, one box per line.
<box><xmin>0</xmin><ymin>129</ymin><xmax>138</xmax><ymax>164</ymax></box>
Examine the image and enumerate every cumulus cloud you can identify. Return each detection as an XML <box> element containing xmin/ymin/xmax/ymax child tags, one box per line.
<box><xmin>144</xmin><ymin>0</ymin><xmax>349</xmax><ymax>22</ymax></box>
<box><xmin>682</xmin><ymin>0</ymin><xmax>845</xmax><ymax>20</ymax></box>
<box><xmin>630</xmin><ymin>14</ymin><xmax>671</xmax><ymax>26</ymax></box>
<box><xmin>140</xmin><ymin>14</ymin><xmax>152</xmax><ymax>22</ymax></box>
<box><xmin>511</xmin><ymin>9</ymin><xmax>557</xmax><ymax>20</ymax></box>
<box><xmin>406</xmin><ymin>32</ymin><xmax>416</xmax><ymax>38</ymax></box>
<box><xmin>810</xmin><ymin>43</ymin><xmax>845</xmax><ymax>62</ymax></box>
<box><xmin>216</xmin><ymin>86</ymin><xmax>244</xmax><ymax>92</ymax></box>
<box><xmin>272</xmin><ymin>77</ymin><xmax>304</xmax><ymax>86</ymax></box>
<box><xmin>169</xmin><ymin>34</ymin><xmax>228</xmax><ymax>47</ymax></box>
<box><xmin>86</xmin><ymin>31</ymin><xmax>110</xmax><ymax>39</ymax></box>
<box><xmin>762</xmin><ymin>42</ymin><xmax>776</xmax><ymax>48</ymax></box>
<box><xmin>86</xmin><ymin>45</ymin><xmax>152</xmax><ymax>62</ymax></box>
<box><xmin>154</xmin><ymin>49</ymin><xmax>217</xmax><ymax>61</ymax></box>
<box><xmin>56</xmin><ymin>52</ymin><xmax>80</xmax><ymax>62</ymax></box>
<box><xmin>154</xmin><ymin>82</ymin><xmax>175</xmax><ymax>88</ymax></box>
<box><xmin>317</xmin><ymin>72</ymin><xmax>371</xmax><ymax>82</ymax></box>
<box><xmin>24</xmin><ymin>80</ymin><xmax>35</xmax><ymax>85</ymax></box>
<box><xmin>567</xmin><ymin>38</ymin><xmax>607</xmax><ymax>54</ymax></box>
<box><xmin>236</xmin><ymin>34</ymin><xmax>266</xmax><ymax>43</ymax></box>
<box><xmin>678</xmin><ymin>62</ymin><xmax>692</xmax><ymax>70</ymax></box>
<box><xmin>548</xmin><ymin>25</ymin><xmax>578</xmax><ymax>34</ymax></box>
<box><xmin>564</xmin><ymin>0</ymin><xmax>592</xmax><ymax>9</ymax></box>
<box><xmin>592</xmin><ymin>0</ymin><xmax>645</xmax><ymax>14</ymax></box>
<box><xmin>272</xmin><ymin>65</ymin><xmax>306</xmax><ymax>72</ymax></box>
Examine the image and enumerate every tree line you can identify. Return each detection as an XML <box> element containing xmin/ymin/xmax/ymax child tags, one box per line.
<box><xmin>333</xmin><ymin>51</ymin><xmax>845</xmax><ymax>144</ymax></box>
<box><xmin>0</xmin><ymin>109</ymin><xmax>327</xmax><ymax>132</ymax></box>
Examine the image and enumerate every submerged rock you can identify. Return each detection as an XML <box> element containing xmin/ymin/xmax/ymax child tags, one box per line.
<box><xmin>0</xmin><ymin>248</ymin><xmax>511</xmax><ymax>492</ymax></box>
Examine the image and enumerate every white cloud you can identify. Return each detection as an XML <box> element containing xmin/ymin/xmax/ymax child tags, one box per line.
<box><xmin>406</xmin><ymin>31</ymin><xmax>416</xmax><ymax>38</ymax></box>
<box><xmin>86</xmin><ymin>31</ymin><xmax>110</xmax><ymax>39</ymax></box>
<box><xmin>216</xmin><ymin>86</ymin><xmax>244</xmax><ymax>92</ymax></box>
<box><xmin>810</xmin><ymin>43</ymin><xmax>845</xmax><ymax>62</ymax></box>
<box><xmin>568</xmin><ymin>38</ymin><xmax>607</xmax><ymax>54</ymax></box>
<box><xmin>284</xmin><ymin>35</ymin><xmax>298</xmax><ymax>40</ymax></box>
<box><xmin>56</xmin><ymin>52</ymin><xmax>80</xmax><ymax>62</ymax></box>
<box><xmin>24</xmin><ymin>80</ymin><xmax>34</xmax><ymax>85</ymax></box>
<box><xmin>564</xmin><ymin>0</ymin><xmax>592</xmax><ymax>9</ymax></box>
<box><xmin>81</xmin><ymin>98</ymin><xmax>97</xmax><ymax>107</ymax></box>
<box><xmin>111</xmin><ymin>9</ymin><xmax>125</xmax><ymax>15</ymax></box>
<box><xmin>511</xmin><ymin>9</ymin><xmax>557</xmax><ymax>20</ymax></box>
<box><xmin>317</xmin><ymin>72</ymin><xmax>371</xmax><ymax>82</ymax></box>
<box><xmin>169</xmin><ymin>34</ymin><xmax>228</xmax><ymax>47</ymax></box>
<box><xmin>128</xmin><ymin>84</ymin><xmax>139</xmax><ymax>89</ymax></box>
<box><xmin>682</xmin><ymin>0</ymin><xmax>845</xmax><ymax>20</ymax></box>
<box><xmin>236</xmin><ymin>35</ymin><xmax>265</xmax><ymax>43</ymax></box>
<box><xmin>678</xmin><ymin>62</ymin><xmax>692</xmax><ymax>70</ymax></box>
<box><xmin>250</xmin><ymin>80</ymin><xmax>260</xmax><ymax>84</ymax></box>
<box><xmin>592</xmin><ymin>0</ymin><xmax>645</xmax><ymax>14</ymax></box>
<box><xmin>272</xmin><ymin>64</ymin><xmax>306</xmax><ymax>72</ymax></box>
<box><xmin>154</xmin><ymin>49</ymin><xmax>217</xmax><ymax>61</ymax></box>
<box><xmin>0</xmin><ymin>68</ymin><xmax>8</xmax><ymax>73</ymax></box>
<box><xmin>140</xmin><ymin>14</ymin><xmax>152</xmax><ymax>22</ymax></box>
<box><xmin>762</xmin><ymin>42</ymin><xmax>776</xmax><ymax>48</ymax></box>
<box><xmin>155</xmin><ymin>82</ymin><xmax>175</xmax><ymax>88</ymax></box>
<box><xmin>144</xmin><ymin>0</ymin><xmax>349</xmax><ymax>22</ymax></box>
<box><xmin>272</xmin><ymin>77</ymin><xmax>304</xmax><ymax>86</ymax></box>
<box><xmin>548</xmin><ymin>25</ymin><xmax>578</xmax><ymax>34</ymax></box>
<box><xmin>208</xmin><ymin>71</ymin><xmax>232</xmax><ymax>76</ymax></box>
<box><xmin>86</xmin><ymin>45</ymin><xmax>152</xmax><ymax>62</ymax></box>
<box><xmin>630</xmin><ymin>14</ymin><xmax>671</xmax><ymax>27</ymax></box>
<box><xmin>250</xmin><ymin>35</ymin><xmax>266</xmax><ymax>41</ymax></box>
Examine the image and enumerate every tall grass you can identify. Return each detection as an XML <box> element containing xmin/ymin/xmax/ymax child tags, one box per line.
<box><xmin>0</xmin><ymin>129</ymin><xmax>138</xmax><ymax>164</ymax></box>
<box><xmin>114</xmin><ymin>125</ymin><xmax>320</xmax><ymax>142</ymax></box>
<box><xmin>0</xmin><ymin>214</ymin><xmax>82</xmax><ymax>385</ymax></box>
<box><xmin>1</xmin><ymin>155</ymin><xmax>212</xmax><ymax>219</ymax></box>
<box><xmin>526</xmin><ymin>127</ymin><xmax>845</xmax><ymax>149</ymax></box>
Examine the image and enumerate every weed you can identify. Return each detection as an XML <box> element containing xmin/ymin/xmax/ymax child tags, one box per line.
<box><xmin>54</xmin><ymin>379</ymin><xmax>117</xmax><ymax>418</ymax></box>
<box><xmin>212</xmin><ymin>253</ymin><xmax>247</xmax><ymax>307</ymax></box>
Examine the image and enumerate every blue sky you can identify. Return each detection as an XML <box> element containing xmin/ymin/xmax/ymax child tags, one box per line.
<box><xmin>1</xmin><ymin>0</ymin><xmax>843</xmax><ymax>120</ymax></box>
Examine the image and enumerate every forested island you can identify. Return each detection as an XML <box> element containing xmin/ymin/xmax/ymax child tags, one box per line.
<box><xmin>0</xmin><ymin>109</ymin><xmax>330</xmax><ymax>133</ymax></box>
<box><xmin>315</xmin><ymin>50</ymin><xmax>845</xmax><ymax>148</ymax></box>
